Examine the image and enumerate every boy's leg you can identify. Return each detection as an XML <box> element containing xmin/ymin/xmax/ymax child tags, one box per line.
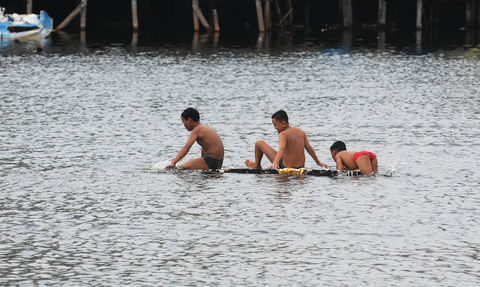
<box><xmin>372</xmin><ymin>158</ymin><xmax>378</xmax><ymax>174</ymax></box>
<box><xmin>178</xmin><ymin>158</ymin><xmax>210</xmax><ymax>170</ymax></box>
<box><xmin>245</xmin><ymin>140</ymin><xmax>277</xmax><ymax>169</ymax></box>
<box><xmin>355</xmin><ymin>155</ymin><xmax>373</xmax><ymax>175</ymax></box>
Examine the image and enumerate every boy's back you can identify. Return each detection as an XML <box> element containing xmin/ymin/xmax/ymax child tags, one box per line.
<box><xmin>280</xmin><ymin>127</ymin><xmax>307</xmax><ymax>168</ymax></box>
<box><xmin>335</xmin><ymin>151</ymin><xmax>357</xmax><ymax>170</ymax></box>
<box><xmin>245</xmin><ymin>110</ymin><xmax>328</xmax><ymax>169</ymax></box>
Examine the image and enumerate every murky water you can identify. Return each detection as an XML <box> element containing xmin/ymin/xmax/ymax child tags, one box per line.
<box><xmin>1</xmin><ymin>30</ymin><xmax>480</xmax><ymax>286</ymax></box>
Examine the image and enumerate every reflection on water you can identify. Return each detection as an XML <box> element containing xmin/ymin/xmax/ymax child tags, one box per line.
<box><xmin>1</xmin><ymin>28</ymin><xmax>480</xmax><ymax>285</ymax></box>
<box><xmin>1</xmin><ymin>28</ymin><xmax>479</xmax><ymax>57</ymax></box>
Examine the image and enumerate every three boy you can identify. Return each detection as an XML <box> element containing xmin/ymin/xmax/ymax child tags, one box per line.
<box><xmin>166</xmin><ymin>108</ymin><xmax>377</xmax><ymax>175</ymax></box>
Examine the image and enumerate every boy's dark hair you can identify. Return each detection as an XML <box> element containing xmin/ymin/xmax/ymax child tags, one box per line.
<box><xmin>181</xmin><ymin>107</ymin><xmax>200</xmax><ymax>122</ymax></box>
<box><xmin>271</xmin><ymin>110</ymin><xmax>289</xmax><ymax>124</ymax></box>
<box><xmin>330</xmin><ymin>141</ymin><xmax>347</xmax><ymax>152</ymax></box>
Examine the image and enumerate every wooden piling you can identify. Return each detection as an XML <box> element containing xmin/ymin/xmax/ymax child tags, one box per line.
<box><xmin>428</xmin><ymin>0</ymin><xmax>434</xmax><ymax>29</ymax></box>
<box><xmin>288</xmin><ymin>0</ymin><xmax>293</xmax><ymax>30</ymax></box>
<box><xmin>193</xmin><ymin>9</ymin><xmax>199</xmax><ymax>31</ymax></box>
<box><xmin>213</xmin><ymin>9</ymin><xmax>220</xmax><ymax>32</ymax></box>
<box><xmin>132</xmin><ymin>0</ymin><xmax>138</xmax><ymax>31</ymax></box>
<box><xmin>192</xmin><ymin>0</ymin><xmax>211</xmax><ymax>32</ymax></box>
<box><xmin>466</xmin><ymin>0</ymin><xmax>476</xmax><ymax>29</ymax></box>
<box><xmin>56</xmin><ymin>0</ymin><xmax>87</xmax><ymax>30</ymax></box>
<box><xmin>256</xmin><ymin>0</ymin><xmax>265</xmax><ymax>32</ymax></box>
<box><xmin>378</xmin><ymin>30</ymin><xmax>386</xmax><ymax>50</ymax></box>
<box><xmin>81</xmin><ymin>0</ymin><xmax>87</xmax><ymax>30</ymax></box>
<box><xmin>304</xmin><ymin>3</ymin><xmax>310</xmax><ymax>31</ymax></box>
<box><xmin>342</xmin><ymin>0</ymin><xmax>353</xmax><ymax>29</ymax></box>
<box><xmin>477</xmin><ymin>0</ymin><xmax>480</xmax><ymax>28</ymax></box>
<box><xmin>416</xmin><ymin>0</ymin><xmax>423</xmax><ymax>30</ymax></box>
<box><xmin>378</xmin><ymin>0</ymin><xmax>387</xmax><ymax>28</ymax></box>
<box><xmin>277</xmin><ymin>9</ymin><xmax>292</xmax><ymax>28</ymax></box>
<box><xmin>264</xmin><ymin>0</ymin><xmax>271</xmax><ymax>30</ymax></box>
<box><xmin>274</xmin><ymin>0</ymin><xmax>282</xmax><ymax>23</ymax></box>
<box><xmin>27</xmin><ymin>0</ymin><xmax>32</xmax><ymax>14</ymax></box>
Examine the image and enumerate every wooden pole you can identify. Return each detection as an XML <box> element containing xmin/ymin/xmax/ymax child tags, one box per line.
<box><xmin>264</xmin><ymin>0</ymin><xmax>271</xmax><ymax>30</ymax></box>
<box><xmin>26</xmin><ymin>0</ymin><xmax>32</xmax><ymax>14</ymax></box>
<box><xmin>342</xmin><ymin>0</ymin><xmax>353</xmax><ymax>29</ymax></box>
<box><xmin>80</xmin><ymin>0</ymin><xmax>87</xmax><ymax>30</ymax></box>
<box><xmin>466</xmin><ymin>0</ymin><xmax>475</xmax><ymax>29</ymax></box>
<box><xmin>304</xmin><ymin>3</ymin><xmax>310</xmax><ymax>31</ymax></box>
<box><xmin>416</xmin><ymin>0</ymin><xmax>423</xmax><ymax>30</ymax></box>
<box><xmin>192</xmin><ymin>0</ymin><xmax>211</xmax><ymax>32</ymax></box>
<box><xmin>192</xmin><ymin>0</ymin><xmax>200</xmax><ymax>31</ymax></box>
<box><xmin>56</xmin><ymin>0</ymin><xmax>87</xmax><ymax>30</ymax></box>
<box><xmin>378</xmin><ymin>30</ymin><xmax>386</xmax><ymax>50</ymax></box>
<box><xmin>256</xmin><ymin>0</ymin><xmax>265</xmax><ymax>32</ymax></box>
<box><xmin>428</xmin><ymin>0</ymin><xmax>434</xmax><ymax>29</ymax></box>
<box><xmin>477</xmin><ymin>0</ymin><xmax>480</xmax><ymax>28</ymax></box>
<box><xmin>416</xmin><ymin>30</ymin><xmax>422</xmax><ymax>51</ymax></box>
<box><xmin>378</xmin><ymin>0</ymin><xmax>386</xmax><ymax>28</ymax></box>
<box><xmin>288</xmin><ymin>0</ymin><xmax>293</xmax><ymax>30</ymax></box>
<box><xmin>342</xmin><ymin>30</ymin><xmax>352</xmax><ymax>46</ymax></box>
<box><xmin>132</xmin><ymin>0</ymin><xmax>138</xmax><ymax>31</ymax></box>
<box><xmin>213</xmin><ymin>9</ymin><xmax>220</xmax><ymax>32</ymax></box>
<box><xmin>193</xmin><ymin>8</ymin><xmax>199</xmax><ymax>31</ymax></box>
<box><xmin>274</xmin><ymin>0</ymin><xmax>282</xmax><ymax>22</ymax></box>
<box><xmin>277</xmin><ymin>9</ymin><xmax>293</xmax><ymax>28</ymax></box>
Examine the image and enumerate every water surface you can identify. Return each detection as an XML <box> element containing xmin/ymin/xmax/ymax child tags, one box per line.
<box><xmin>1</xmin><ymin>29</ymin><xmax>480</xmax><ymax>286</ymax></box>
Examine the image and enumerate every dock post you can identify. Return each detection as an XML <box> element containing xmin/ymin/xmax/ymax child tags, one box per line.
<box><xmin>342</xmin><ymin>0</ymin><xmax>353</xmax><ymax>29</ymax></box>
<box><xmin>193</xmin><ymin>5</ymin><xmax>200</xmax><ymax>31</ymax></box>
<box><xmin>466</xmin><ymin>0</ymin><xmax>477</xmax><ymax>29</ymax></box>
<box><xmin>274</xmin><ymin>0</ymin><xmax>282</xmax><ymax>22</ymax></box>
<box><xmin>81</xmin><ymin>0</ymin><xmax>87</xmax><ymax>30</ymax></box>
<box><xmin>477</xmin><ymin>0</ymin><xmax>480</xmax><ymax>28</ymax></box>
<box><xmin>288</xmin><ymin>0</ymin><xmax>293</xmax><ymax>30</ymax></box>
<box><xmin>213</xmin><ymin>9</ymin><xmax>220</xmax><ymax>32</ymax></box>
<box><xmin>478</xmin><ymin>0</ymin><xmax>480</xmax><ymax>28</ymax></box>
<box><xmin>56</xmin><ymin>0</ymin><xmax>87</xmax><ymax>30</ymax></box>
<box><xmin>132</xmin><ymin>0</ymin><xmax>138</xmax><ymax>31</ymax></box>
<box><xmin>256</xmin><ymin>0</ymin><xmax>265</xmax><ymax>32</ymax></box>
<box><xmin>264</xmin><ymin>0</ymin><xmax>271</xmax><ymax>30</ymax></box>
<box><xmin>416</xmin><ymin>30</ymin><xmax>422</xmax><ymax>53</ymax></box>
<box><xmin>27</xmin><ymin>0</ymin><xmax>32</xmax><ymax>14</ymax></box>
<box><xmin>192</xmin><ymin>0</ymin><xmax>211</xmax><ymax>32</ymax></box>
<box><xmin>378</xmin><ymin>0</ymin><xmax>387</xmax><ymax>28</ymax></box>
<box><xmin>304</xmin><ymin>3</ymin><xmax>310</xmax><ymax>31</ymax></box>
<box><xmin>416</xmin><ymin>0</ymin><xmax>423</xmax><ymax>30</ymax></box>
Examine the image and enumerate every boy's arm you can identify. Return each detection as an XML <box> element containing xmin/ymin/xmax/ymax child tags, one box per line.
<box><xmin>267</xmin><ymin>132</ymin><xmax>287</xmax><ymax>169</ymax></box>
<box><xmin>304</xmin><ymin>133</ymin><xmax>328</xmax><ymax>168</ymax></box>
<box><xmin>335</xmin><ymin>154</ymin><xmax>345</xmax><ymax>171</ymax></box>
<box><xmin>165</xmin><ymin>130</ymin><xmax>198</xmax><ymax>169</ymax></box>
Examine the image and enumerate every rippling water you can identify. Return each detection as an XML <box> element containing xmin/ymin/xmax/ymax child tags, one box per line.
<box><xmin>1</xmin><ymin>30</ymin><xmax>480</xmax><ymax>285</ymax></box>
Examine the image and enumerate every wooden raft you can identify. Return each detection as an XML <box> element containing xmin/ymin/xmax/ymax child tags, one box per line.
<box><xmin>209</xmin><ymin>168</ymin><xmax>362</xmax><ymax>177</ymax></box>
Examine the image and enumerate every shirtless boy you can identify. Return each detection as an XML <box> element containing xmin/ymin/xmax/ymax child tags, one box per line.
<box><xmin>330</xmin><ymin>141</ymin><xmax>378</xmax><ymax>175</ymax></box>
<box><xmin>245</xmin><ymin>110</ymin><xmax>328</xmax><ymax>169</ymax></box>
<box><xmin>165</xmin><ymin>108</ymin><xmax>224</xmax><ymax>170</ymax></box>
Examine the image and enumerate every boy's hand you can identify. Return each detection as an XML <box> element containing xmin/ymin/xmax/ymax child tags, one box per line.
<box><xmin>165</xmin><ymin>162</ymin><xmax>176</xmax><ymax>169</ymax></box>
<box><xmin>267</xmin><ymin>163</ymin><xmax>279</xmax><ymax>169</ymax></box>
<box><xmin>318</xmin><ymin>162</ymin><xmax>328</xmax><ymax>169</ymax></box>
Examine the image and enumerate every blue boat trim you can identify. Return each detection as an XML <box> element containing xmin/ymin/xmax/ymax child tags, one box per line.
<box><xmin>0</xmin><ymin>10</ymin><xmax>53</xmax><ymax>39</ymax></box>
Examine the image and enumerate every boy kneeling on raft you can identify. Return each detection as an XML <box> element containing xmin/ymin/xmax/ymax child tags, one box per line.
<box><xmin>330</xmin><ymin>141</ymin><xmax>378</xmax><ymax>175</ymax></box>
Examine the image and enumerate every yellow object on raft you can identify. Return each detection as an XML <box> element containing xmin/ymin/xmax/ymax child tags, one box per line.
<box><xmin>277</xmin><ymin>168</ymin><xmax>305</xmax><ymax>175</ymax></box>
